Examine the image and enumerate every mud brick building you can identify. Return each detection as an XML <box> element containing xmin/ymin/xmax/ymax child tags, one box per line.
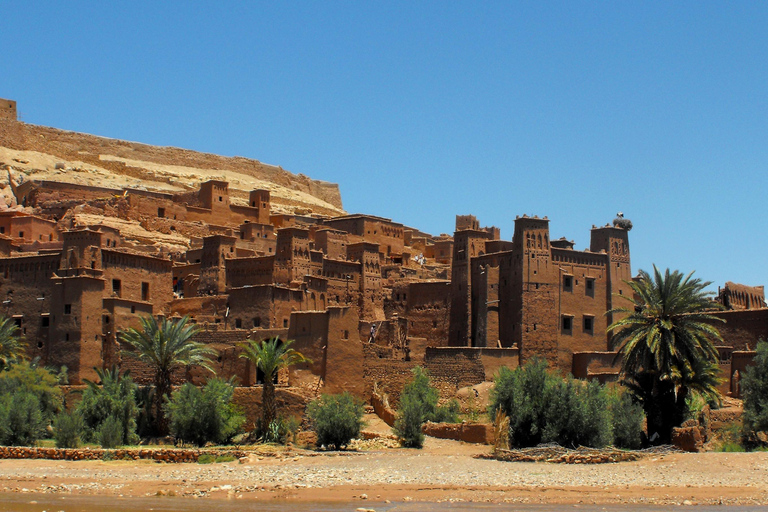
<box><xmin>0</xmin><ymin>103</ymin><xmax>765</xmax><ymax>403</ymax></box>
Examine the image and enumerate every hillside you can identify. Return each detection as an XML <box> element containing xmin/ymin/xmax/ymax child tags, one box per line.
<box><xmin>0</xmin><ymin>118</ymin><xmax>345</xmax><ymax>217</ymax></box>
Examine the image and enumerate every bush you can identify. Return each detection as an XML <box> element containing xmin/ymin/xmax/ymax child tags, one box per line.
<box><xmin>307</xmin><ymin>392</ymin><xmax>365</xmax><ymax>450</ymax></box>
<box><xmin>0</xmin><ymin>361</ymin><xmax>62</xmax><ymax>424</ymax></box>
<box><xmin>0</xmin><ymin>392</ymin><xmax>46</xmax><ymax>446</ymax></box>
<box><xmin>742</xmin><ymin>341</ymin><xmax>768</xmax><ymax>443</ymax></box>
<box><xmin>609</xmin><ymin>388</ymin><xmax>644</xmax><ymax>449</ymax></box>
<box><xmin>97</xmin><ymin>415</ymin><xmax>124</xmax><ymax>448</ymax></box>
<box><xmin>490</xmin><ymin>359</ymin><xmax>641</xmax><ymax>449</ymax></box>
<box><xmin>165</xmin><ymin>378</ymin><xmax>245</xmax><ymax>447</ymax></box>
<box><xmin>53</xmin><ymin>410</ymin><xmax>84</xmax><ymax>448</ymax></box>
<box><xmin>77</xmin><ymin>367</ymin><xmax>139</xmax><ymax>445</ymax></box>
<box><xmin>260</xmin><ymin>415</ymin><xmax>301</xmax><ymax>445</ymax></box>
<box><xmin>489</xmin><ymin>359</ymin><xmax>551</xmax><ymax>447</ymax></box>
<box><xmin>393</xmin><ymin>367</ymin><xmax>457</xmax><ymax>448</ymax></box>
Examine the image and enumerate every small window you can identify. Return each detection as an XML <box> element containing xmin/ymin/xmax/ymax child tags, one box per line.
<box><xmin>585</xmin><ymin>278</ymin><xmax>595</xmax><ymax>298</ymax></box>
<box><xmin>342</xmin><ymin>330</ymin><xmax>349</xmax><ymax>339</ymax></box>
<box><xmin>64</xmin><ymin>304</ymin><xmax>72</xmax><ymax>315</ymax></box>
<box><xmin>130</xmin><ymin>306</ymin><xmax>136</xmax><ymax>314</ymax></box>
<box><xmin>562</xmin><ymin>315</ymin><xmax>573</xmax><ymax>333</ymax></box>
<box><xmin>158</xmin><ymin>207</ymin><xmax>165</xmax><ymax>218</ymax></box>
<box><xmin>65</xmin><ymin>333</ymin><xmax>69</xmax><ymax>341</ymax></box>
<box><xmin>18</xmin><ymin>231</ymin><xmax>24</xmax><ymax>238</ymax></box>
<box><xmin>0</xmin><ymin>227</ymin><xmax>4</xmax><ymax>234</ymax></box>
<box><xmin>583</xmin><ymin>316</ymin><xmax>594</xmax><ymax>335</ymax></box>
<box><xmin>235</xmin><ymin>318</ymin><xmax>242</xmax><ymax>329</ymax></box>
<box><xmin>218</xmin><ymin>196</ymin><xmax>223</xmax><ymax>202</ymax></box>
<box><xmin>563</xmin><ymin>275</ymin><xmax>573</xmax><ymax>291</ymax></box>
<box><xmin>283</xmin><ymin>319</ymin><xmax>288</xmax><ymax>328</ymax></box>
<box><xmin>253</xmin><ymin>317</ymin><xmax>261</xmax><ymax>328</ymax></box>
<box><xmin>41</xmin><ymin>316</ymin><xmax>50</xmax><ymax>327</ymax></box>
<box><xmin>112</xmin><ymin>279</ymin><xmax>122</xmax><ymax>297</ymax></box>
<box><xmin>141</xmin><ymin>282</ymin><xmax>150</xmax><ymax>301</ymax></box>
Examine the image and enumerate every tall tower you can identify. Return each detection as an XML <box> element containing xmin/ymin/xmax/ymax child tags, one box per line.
<box><xmin>274</xmin><ymin>227</ymin><xmax>312</xmax><ymax>285</ymax></box>
<box><xmin>590</xmin><ymin>221</ymin><xmax>632</xmax><ymax>328</ymax></box>
<box><xmin>199</xmin><ymin>235</ymin><xmax>237</xmax><ymax>295</ymax></box>
<box><xmin>509</xmin><ymin>215</ymin><xmax>558</xmax><ymax>364</ymax></box>
<box><xmin>449</xmin><ymin>215</ymin><xmax>493</xmax><ymax>346</ymax></box>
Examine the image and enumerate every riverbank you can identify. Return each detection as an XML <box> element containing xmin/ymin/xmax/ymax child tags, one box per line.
<box><xmin>1</xmin><ymin>435</ymin><xmax>768</xmax><ymax>508</ymax></box>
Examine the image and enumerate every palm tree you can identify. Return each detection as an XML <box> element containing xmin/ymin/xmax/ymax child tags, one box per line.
<box><xmin>0</xmin><ymin>316</ymin><xmax>25</xmax><ymax>369</ymax></box>
<box><xmin>120</xmin><ymin>315</ymin><xmax>217</xmax><ymax>434</ymax></box>
<box><xmin>607</xmin><ymin>265</ymin><xmax>724</xmax><ymax>443</ymax></box>
<box><xmin>239</xmin><ymin>337</ymin><xmax>310</xmax><ymax>437</ymax></box>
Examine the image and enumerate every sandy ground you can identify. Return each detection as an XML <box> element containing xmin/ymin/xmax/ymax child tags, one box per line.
<box><xmin>1</xmin><ymin>433</ymin><xmax>768</xmax><ymax>509</ymax></box>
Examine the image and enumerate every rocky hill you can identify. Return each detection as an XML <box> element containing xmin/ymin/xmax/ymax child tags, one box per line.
<box><xmin>0</xmin><ymin>118</ymin><xmax>345</xmax><ymax>217</ymax></box>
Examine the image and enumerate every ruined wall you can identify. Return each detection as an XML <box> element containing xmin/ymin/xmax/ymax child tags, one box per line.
<box><xmin>709</xmin><ymin>309</ymin><xmax>768</xmax><ymax>351</ymax></box>
<box><xmin>405</xmin><ymin>280</ymin><xmax>451</xmax><ymax>347</ymax></box>
<box><xmin>0</xmin><ymin>99</ymin><xmax>17</xmax><ymax>121</ymax></box>
<box><xmin>0</xmin><ymin>254</ymin><xmax>60</xmax><ymax>362</ymax></box>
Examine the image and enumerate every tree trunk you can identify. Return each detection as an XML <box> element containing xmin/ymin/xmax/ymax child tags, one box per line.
<box><xmin>154</xmin><ymin>370</ymin><xmax>171</xmax><ymax>436</ymax></box>
<box><xmin>262</xmin><ymin>380</ymin><xmax>276</xmax><ymax>434</ymax></box>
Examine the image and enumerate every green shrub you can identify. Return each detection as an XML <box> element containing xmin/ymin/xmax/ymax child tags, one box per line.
<box><xmin>490</xmin><ymin>359</ymin><xmax>639</xmax><ymax>449</ymax></box>
<box><xmin>393</xmin><ymin>367</ymin><xmax>455</xmax><ymax>448</ymax></box>
<box><xmin>215</xmin><ymin>454</ymin><xmax>236</xmax><ymax>463</ymax></box>
<box><xmin>489</xmin><ymin>359</ymin><xmax>552</xmax><ymax>447</ymax></box>
<box><xmin>53</xmin><ymin>410</ymin><xmax>84</xmax><ymax>448</ymax></box>
<box><xmin>260</xmin><ymin>415</ymin><xmax>301</xmax><ymax>444</ymax></box>
<box><xmin>609</xmin><ymin>388</ymin><xmax>644</xmax><ymax>449</ymax></box>
<box><xmin>97</xmin><ymin>415</ymin><xmax>124</xmax><ymax>448</ymax></box>
<box><xmin>742</xmin><ymin>341</ymin><xmax>768</xmax><ymax>444</ymax></box>
<box><xmin>197</xmin><ymin>454</ymin><xmax>214</xmax><ymax>464</ymax></box>
<box><xmin>307</xmin><ymin>392</ymin><xmax>365</xmax><ymax>450</ymax></box>
<box><xmin>165</xmin><ymin>378</ymin><xmax>245</xmax><ymax>447</ymax></box>
<box><xmin>0</xmin><ymin>361</ymin><xmax>62</xmax><ymax>424</ymax></box>
<box><xmin>0</xmin><ymin>392</ymin><xmax>46</xmax><ymax>446</ymax></box>
<box><xmin>77</xmin><ymin>367</ymin><xmax>139</xmax><ymax>445</ymax></box>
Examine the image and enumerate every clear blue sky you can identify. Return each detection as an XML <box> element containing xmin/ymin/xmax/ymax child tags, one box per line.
<box><xmin>4</xmin><ymin>2</ymin><xmax>768</xmax><ymax>291</ymax></box>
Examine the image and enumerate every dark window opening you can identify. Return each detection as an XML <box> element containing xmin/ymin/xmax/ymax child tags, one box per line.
<box><xmin>563</xmin><ymin>275</ymin><xmax>573</xmax><ymax>291</ymax></box>
<box><xmin>141</xmin><ymin>282</ymin><xmax>150</xmax><ymax>301</ymax></box>
<box><xmin>18</xmin><ymin>231</ymin><xmax>24</xmax><ymax>238</ymax></box>
<box><xmin>283</xmin><ymin>318</ymin><xmax>288</xmax><ymax>328</ymax></box>
<box><xmin>158</xmin><ymin>207</ymin><xmax>165</xmax><ymax>218</ymax></box>
<box><xmin>562</xmin><ymin>316</ymin><xmax>573</xmax><ymax>333</ymax></box>
<box><xmin>235</xmin><ymin>318</ymin><xmax>242</xmax><ymax>329</ymax></box>
<box><xmin>41</xmin><ymin>316</ymin><xmax>49</xmax><ymax>327</ymax></box>
<box><xmin>64</xmin><ymin>304</ymin><xmax>72</xmax><ymax>315</ymax></box>
<box><xmin>130</xmin><ymin>306</ymin><xmax>136</xmax><ymax>314</ymax></box>
<box><xmin>65</xmin><ymin>333</ymin><xmax>69</xmax><ymax>341</ymax></box>
<box><xmin>583</xmin><ymin>316</ymin><xmax>594</xmax><ymax>334</ymax></box>
<box><xmin>112</xmin><ymin>279</ymin><xmax>121</xmax><ymax>297</ymax></box>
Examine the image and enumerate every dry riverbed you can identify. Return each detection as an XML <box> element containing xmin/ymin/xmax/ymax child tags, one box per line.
<box><xmin>1</xmin><ymin>435</ymin><xmax>768</xmax><ymax>508</ymax></box>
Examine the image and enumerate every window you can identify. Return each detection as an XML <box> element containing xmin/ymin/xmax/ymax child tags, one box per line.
<box><xmin>0</xmin><ymin>227</ymin><xmax>4</xmax><ymax>234</ymax></box>
<box><xmin>130</xmin><ymin>306</ymin><xmax>136</xmax><ymax>314</ymax></box>
<box><xmin>563</xmin><ymin>275</ymin><xmax>573</xmax><ymax>291</ymax></box>
<box><xmin>141</xmin><ymin>282</ymin><xmax>150</xmax><ymax>301</ymax></box>
<box><xmin>235</xmin><ymin>318</ymin><xmax>242</xmax><ymax>329</ymax></box>
<box><xmin>18</xmin><ymin>231</ymin><xmax>24</xmax><ymax>238</ymax></box>
<box><xmin>41</xmin><ymin>316</ymin><xmax>49</xmax><ymax>327</ymax></box>
<box><xmin>64</xmin><ymin>304</ymin><xmax>72</xmax><ymax>315</ymax></box>
<box><xmin>253</xmin><ymin>317</ymin><xmax>261</xmax><ymax>328</ymax></box>
<box><xmin>158</xmin><ymin>207</ymin><xmax>165</xmax><ymax>218</ymax></box>
<box><xmin>583</xmin><ymin>316</ymin><xmax>594</xmax><ymax>335</ymax></box>
<box><xmin>342</xmin><ymin>330</ymin><xmax>349</xmax><ymax>339</ymax></box>
<box><xmin>283</xmin><ymin>319</ymin><xmax>288</xmax><ymax>328</ymax></box>
<box><xmin>585</xmin><ymin>278</ymin><xmax>595</xmax><ymax>298</ymax></box>
<box><xmin>561</xmin><ymin>315</ymin><xmax>573</xmax><ymax>334</ymax></box>
<box><xmin>112</xmin><ymin>279</ymin><xmax>121</xmax><ymax>297</ymax></box>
